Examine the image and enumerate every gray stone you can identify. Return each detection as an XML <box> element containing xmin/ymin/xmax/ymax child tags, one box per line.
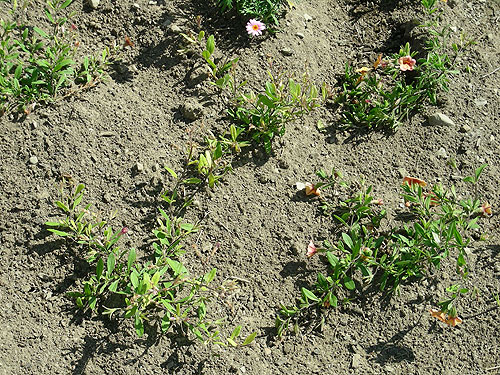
<box><xmin>87</xmin><ymin>0</ymin><xmax>99</xmax><ymax>9</ymax></box>
<box><xmin>170</xmin><ymin>24</ymin><xmax>182</xmax><ymax>33</ymax></box>
<box><xmin>280</xmin><ymin>47</ymin><xmax>293</xmax><ymax>56</ymax></box>
<box><xmin>181</xmin><ymin>99</ymin><xmax>204</xmax><ymax>121</ymax></box>
<box><xmin>103</xmin><ymin>192</ymin><xmax>112</xmax><ymax>203</ymax></box>
<box><xmin>280</xmin><ymin>48</ymin><xmax>294</xmax><ymax>56</ymax></box>
<box><xmin>264</xmin><ymin>347</ymin><xmax>272</xmax><ymax>356</ymax></box>
<box><xmin>351</xmin><ymin>353</ymin><xmax>363</xmax><ymax>369</ymax></box>
<box><xmin>474</xmin><ymin>98</ymin><xmax>487</xmax><ymax>107</ymax></box>
<box><xmin>460</xmin><ymin>124</ymin><xmax>472</xmax><ymax>133</ymax></box>
<box><xmin>295</xmin><ymin>32</ymin><xmax>305</xmax><ymax>39</ymax></box>
<box><xmin>135</xmin><ymin>162</ymin><xmax>144</xmax><ymax>173</ymax></box>
<box><xmin>29</xmin><ymin>155</ymin><xmax>38</xmax><ymax>165</ymax></box>
<box><xmin>436</xmin><ymin>147</ymin><xmax>448</xmax><ymax>159</ymax></box>
<box><xmin>303</xmin><ymin>13</ymin><xmax>313</xmax><ymax>21</ymax></box>
<box><xmin>428</xmin><ymin>112</ymin><xmax>454</xmax><ymax>127</ymax></box>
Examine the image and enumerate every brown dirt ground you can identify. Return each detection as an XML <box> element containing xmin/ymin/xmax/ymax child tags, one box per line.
<box><xmin>1</xmin><ymin>0</ymin><xmax>499</xmax><ymax>374</ymax></box>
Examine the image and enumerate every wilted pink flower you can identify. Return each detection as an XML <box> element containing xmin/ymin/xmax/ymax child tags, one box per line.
<box><xmin>306</xmin><ymin>240</ymin><xmax>318</xmax><ymax>258</ymax></box>
<box><xmin>118</xmin><ymin>227</ymin><xmax>129</xmax><ymax>236</ymax></box>
<box><xmin>305</xmin><ymin>182</ymin><xmax>321</xmax><ymax>196</ymax></box>
<box><xmin>246</xmin><ymin>19</ymin><xmax>266</xmax><ymax>36</ymax></box>
<box><xmin>398</xmin><ymin>56</ymin><xmax>416</xmax><ymax>71</ymax></box>
<box><xmin>479</xmin><ymin>202</ymin><xmax>492</xmax><ymax>216</ymax></box>
<box><xmin>371</xmin><ymin>198</ymin><xmax>383</xmax><ymax>205</ymax></box>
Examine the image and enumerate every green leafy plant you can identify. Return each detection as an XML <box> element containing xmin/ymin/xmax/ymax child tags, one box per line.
<box><xmin>216</xmin><ymin>0</ymin><xmax>288</xmax><ymax>25</ymax></box>
<box><xmin>179</xmin><ymin>31</ymin><xmax>241</xmax><ymax>92</ymax></box>
<box><xmin>276</xmin><ymin>165</ymin><xmax>488</xmax><ymax>337</ymax></box>
<box><xmin>0</xmin><ymin>0</ymin><xmax>113</xmax><ymax>115</ymax></box>
<box><xmin>335</xmin><ymin>0</ymin><xmax>474</xmax><ymax>131</ymax></box>
<box><xmin>230</xmin><ymin>70</ymin><xmax>325</xmax><ymax>153</ymax></box>
<box><xmin>45</xmin><ymin>183</ymin><xmax>255</xmax><ymax>345</ymax></box>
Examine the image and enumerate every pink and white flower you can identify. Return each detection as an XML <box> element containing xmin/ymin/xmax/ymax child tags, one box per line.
<box><xmin>306</xmin><ymin>241</ymin><xmax>318</xmax><ymax>258</ymax></box>
<box><xmin>398</xmin><ymin>55</ymin><xmax>417</xmax><ymax>71</ymax></box>
<box><xmin>246</xmin><ymin>19</ymin><xmax>266</xmax><ymax>36</ymax></box>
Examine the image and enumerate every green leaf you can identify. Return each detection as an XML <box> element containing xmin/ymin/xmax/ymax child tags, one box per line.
<box><xmin>206</xmin><ymin>35</ymin><xmax>215</xmax><ymax>55</ymax></box>
<box><xmin>326</xmin><ymin>252</ymin><xmax>339</xmax><ymax>268</ymax></box>
<box><xmin>106</xmin><ymin>253</ymin><xmax>116</xmax><ymax>276</ymax></box>
<box><xmin>14</xmin><ymin>64</ymin><xmax>22</xmax><ymax>79</ymax></box>
<box><xmin>130</xmin><ymin>270</ymin><xmax>139</xmax><ymax>289</ymax></box>
<box><xmin>213</xmin><ymin>141</ymin><xmax>223</xmax><ymax>160</ymax></box>
<box><xmin>45</xmin><ymin>221</ymin><xmax>61</xmax><ymax>227</ymax></box>
<box><xmin>55</xmin><ymin>200</ymin><xmax>69</xmax><ymax>212</ymax></box>
<box><xmin>343</xmin><ymin>276</ymin><xmax>356</xmax><ymax>290</ymax></box>
<box><xmin>54</xmin><ymin>59</ymin><xmax>74</xmax><ymax>72</ymax></box>
<box><xmin>230</xmin><ymin>325</ymin><xmax>241</xmax><ymax>340</ymax></box>
<box><xmin>203</xmin><ymin>268</ymin><xmax>216</xmax><ymax>284</ymax></box>
<box><xmin>109</xmin><ymin>279</ymin><xmax>119</xmax><ymax>292</ymax></box>
<box><xmin>151</xmin><ymin>271</ymin><xmax>161</xmax><ymax>286</ymax></box>
<box><xmin>242</xmin><ymin>331</ymin><xmax>257</xmax><ymax>346</ymax></box>
<box><xmin>164</xmin><ymin>166</ymin><xmax>178</xmax><ymax>179</ymax></box>
<box><xmin>135</xmin><ymin>315</ymin><xmax>144</xmax><ymax>337</ymax></box>
<box><xmin>75</xmin><ymin>183</ymin><xmax>85</xmax><ymax>195</ymax></box>
<box><xmin>47</xmin><ymin>228</ymin><xmax>70</xmax><ymax>236</ymax></box>
<box><xmin>328</xmin><ymin>292</ymin><xmax>338</xmax><ymax>307</ymax></box>
<box><xmin>342</xmin><ymin>233</ymin><xmax>353</xmax><ymax>250</ymax></box>
<box><xmin>161</xmin><ymin>313</ymin><xmax>171</xmax><ymax>332</ymax></box>
<box><xmin>301</xmin><ymin>287</ymin><xmax>319</xmax><ymax>302</ymax></box>
<box><xmin>127</xmin><ymin>248</ymin><xmax>136</xmax><ymax>271</ymax></box>
<box><xmin>474</xmin><ymin>164</ymin><xmax>487</xmax><ymax>181</ymax></box>
<box><xmin>182</xmin><ymin>178</ymin><xmax>202</xmax><ymax>184</ymax></box>
<box><xmin>33</xmin><ymin>27</ymin><xmax>49</xmax><ymax>38</ymax></box>
<box><xmin>60</xmin><ymin>0</ymin><xmax>73</xmax><ymax>9</ymax></box>
<box><xmin>96</xmin><ymin>257</ymin><xmax>104</xmax><ymax>280</ymax></box>
<box><xmin>166</xmin><ymin>258</ymin><xmax>188</xmax><ymax>276</ymax></box>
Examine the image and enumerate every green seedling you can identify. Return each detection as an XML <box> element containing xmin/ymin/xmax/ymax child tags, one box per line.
<box><xmin>230</xmin><ymin>70</ymin><xmax>323</xmax><ymax>153</ymax></box>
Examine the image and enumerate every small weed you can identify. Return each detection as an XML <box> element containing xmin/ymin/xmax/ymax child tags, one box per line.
<box><xmin>46</xmin><ymin>183</ymin><xmax>255</xmax><ymax>345</ymax></box>
<box><xmin>335</xmin><ymin>0</ymin><xmax>474</xmax><ymax>131</ymax></box>
<box><xmin>230</xmin><ymin>70</ymin><xmax>324</xmax><ymax>153</ymax></box>
<box><xmin>0</xmin><ymin>0</ymin><xmax>114</xmax><ymax>115</ymax></box>
<box><xmin>277</xmin><ymin>165</ymin><xmax>488</xmax><ymax>337</ymax></box>
<box><xmin>216</xmin><ymin>0</ymin><xmax>287</xmax><ymax>25</ymax></box>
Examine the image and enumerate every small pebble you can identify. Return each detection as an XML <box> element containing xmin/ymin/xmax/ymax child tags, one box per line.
<box><xmin>280</xmin><ymin>48</ymin><xmax>294</xmax><ymax>56</ymax></box>
<box><xmin>135</xmin><ymin>162</ymin><xmax>144</xmax><ymax>173</ymax></box>
<box><xmin>436</xmin><ymin>147</ymin><xmax>448</xmax><ymax>159</ymax></box>
<box><xmin>474</xmin><ymin>98</ymin><xmax>487</xmax><ymax>107</ymax></box>
<box><xmin>460</xmin><ymin>124</ymin><xmax>472</xmax><ymax>133</ymax></box>
<box><xmin>29</xmin><ymin>156</ymin><xmax>39</xmax><ymax>165</ymax></box>
<box><xmin>428</xmin><ymin>112</ymin><xmax>454</xmax><ymax>127</ymax></box>
<box><xmin>303</xmin><ymin>13</ymin><xmax>313</xmax><ymax>21</ymax></box>
<box><xmin>87</xmin><ymin>0</ymin><xmax>99</xmax><ymax>9</ymax></box>
<box><xmin>351</xmin><ymin>353</ymin><xmax>363</xmax><ymax>369</ymax></box>
<box><xmin>170</xmin><ymin>24</ymin><xmax>182</xmax><ymax>33</ymax></box>
<box><xmin>295</xmin><ymin>32</ymin><xmax>305</xmax><ymax>39</ymax></box>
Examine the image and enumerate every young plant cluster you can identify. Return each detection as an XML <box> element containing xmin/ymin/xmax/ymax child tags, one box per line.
<box><xmin>335</xmin><ymin>0</ymin><xmax>474</xmax><ymax>131</ymax></box>
<box><xmin>276</xmin><ymin>165</ymin><xmax>488</xmax><ymax>337</ymax></box>
<box><xmin>0</xmin><ymin>0</ymin><xmax>113</xmax><ymax>115</ymax></box>
<box><xmin>216</xmin><ymin>0</ymin><xmax>287</xmax><ymax>25</ymax></box>
<box><xmin>173</xmin><ymin>30</ymin><xmax>324</xmax><ymax>202</ymax></box>
<box><xmin>46</xmin><ymin>181</ymin><xmax>255</xmax><ymax>346</ymax></box>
